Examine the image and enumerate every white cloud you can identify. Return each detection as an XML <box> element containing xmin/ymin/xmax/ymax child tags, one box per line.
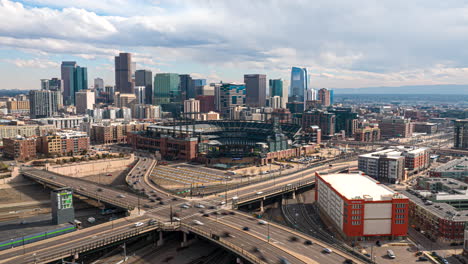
<box><xmin>3</xmin><ymin>58</ymin><xmax>59</xmax><ymax>68</ymax></box>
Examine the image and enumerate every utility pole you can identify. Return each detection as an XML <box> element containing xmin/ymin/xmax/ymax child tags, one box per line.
<box><xmin>170</xmin><ymin>204</ymin><xmax>173</xmax><ymax>224</ymax></box>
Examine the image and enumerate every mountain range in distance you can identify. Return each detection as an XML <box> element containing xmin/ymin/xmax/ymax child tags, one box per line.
<box><xmin>333</xmin><ymin>84</ymin><xmax>467</xmax><ymax>94</ymax></box>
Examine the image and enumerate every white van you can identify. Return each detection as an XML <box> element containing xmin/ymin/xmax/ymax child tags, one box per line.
<box><xmin>387</xmin><ymin>249</ymin><xmax>396</xmax><ymax>259</ymax></box>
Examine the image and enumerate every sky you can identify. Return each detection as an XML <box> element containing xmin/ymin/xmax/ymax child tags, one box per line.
<box><xmin>2</xmin><ymin>0</ymin><xmax>468</xmax><ymax>90</ymax></box>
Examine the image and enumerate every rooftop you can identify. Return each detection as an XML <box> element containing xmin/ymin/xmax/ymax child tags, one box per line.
<box><xmin>319</xmin><ymin>173</ymin><xmax>400</xmax><ymax>201</ymax></box>
<box><xmin>432</xmin><ymin>158</ymin><xmax>468</xmax><ymax>173</ymax></box>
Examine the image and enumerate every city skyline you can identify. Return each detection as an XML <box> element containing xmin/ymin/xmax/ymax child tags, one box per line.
<box><xmin>2</xmin><ymin>1</ymin><xmax>468</xmax><ymax>90</ymax></box>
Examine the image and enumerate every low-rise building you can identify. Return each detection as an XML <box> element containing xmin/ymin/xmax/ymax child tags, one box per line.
<box><xmin>7</xmin><ymin>101</ymin><xmax>30</xmax><ymax>114</ymax></box>
<box><xmin>3</xmin><ymin>136</ymin><xmax>37</xmax><ymax>161</ymax></box>
<box><xmin>0</xmin><ymin>124</ymin><xmax>56</xmax><ymax>146</ymax></box>
<box><xmin>380</xmin><ymin>117</ymin><xmax>413</xmax><ymax>139</ymax></box>
<box><xmin>315</xmin><ymin>173</ymin><xmax>408</xmax><ymax>240</ymax></box>
<box><xmin>90</xmin><ymin>122</ymin><xmax>150</xmax><ymax>144</ymax></box>
<box><xmin>354</xmin><ymin>126</ymin><xmax>381</xmax><ymax>142</ymax></box>
<box><xmin>413</xmin><ymin>122</ymin><xmax>438</xmax><ymax>135</ymax></box>
<box><xmin>37</xmin><ymin>131</ymin><xmax>89</xmax><ymax>156</ymax></box>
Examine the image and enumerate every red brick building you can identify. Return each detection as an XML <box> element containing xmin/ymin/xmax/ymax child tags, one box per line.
<box><xmin>195</xmin><ymin>95</ymin><xmax>215</xmax><ymax>113</ymax></box>
<box><xmin>402</xmin><ymin>147</ymin><xmax>429</xmax><ymax>171</ymax></box>
<box><xmin>354</xmin><ymin>126</ymin><xmax>381</xmax><ymax>142</ymax></box>
<box><xmin>3</xmin><ymin>137</ymin><xmax>37</xmax><ymax>161</ymax></box>
<box><xmin>316</xmin><ymin>173</ymin><xmax>408</xmax><ymax>240</ymax></box>
<box><xmin>127</xmin><ymin>133</ymin><xmax>199</xmax><ymax>161</ymax></box>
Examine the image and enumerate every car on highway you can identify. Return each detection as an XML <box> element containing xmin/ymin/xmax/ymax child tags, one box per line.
<box><xmin>134</xmin><ymin>222</ymin><xmax>144</xmax><ymax>227</ymax></box>
<box><xmin>117</xmin><ymin>194</ymin><xmax>125</xmax><ymax>198</ymax></box>
<box><xmin>418</xmin><ymin>256</ymin><xmax>428</xmax><ymax>261</ymax></box>
<box><xmin>256</xmin><ymin>191</ymin><xmax>263</xmax><ymax>195</ymax></box>
<box><xmin>258</xmin><ymin>220</ymin><xmax>268</xmax><ymax>225</ymax></box>
<box><xmin>195</xmin><ymin>204</ymin><xmax>205</xmax><ymax>208</ymax></box>
<box><xmin>172</xmin><ymin>217</ymin><xmax>181</xmax><ymax>222</ymax></box>
<box><xmin>192</xmin><ymin>220</ymin><xmax>204</xmax><ymax>225</ymax></box>
<box><xmin>232</xmin><ymin>196</ymin><xmax>238</xmax><ymax>200</ymax></box>
<box><xmin>323</xmin><ymin>248</ymin><xmax>333</xmax><ymax>254</ymax></box>
<box><xmin>243</xmin><ymin>226</ymin><xmax>250</xmax><ymax>231</ymax></box>
<box><xmin>344</xmin><ymin>259</ymin><xmax>354</xmax><ymax>264</ymax></box>
<box><xmin>219</xmin><ymin>201</ymin><xmax>226</xmax><ymax>205</ymax></box>
<box><xmin>304</xmin><ymin>240</ymin><xmax>313</xmax><ymax>245</ymax></box>
<box><xmin>180</xmin><ymin>204</ymin><xmax>190</xmax><ymax>209</ymax></box>
<box><xmin>279</xmin><ymin>257</ymin><xmax>291</xmax><ymax>264</ymax></box>
<box><xmin>148</xmin><ymin>219</ymin><xmax>157</xmax><ymax>225</ymax></box>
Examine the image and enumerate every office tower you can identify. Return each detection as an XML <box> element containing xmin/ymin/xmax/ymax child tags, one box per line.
<box><xmin>306</xmin><ymin>89</ymin><xmax>317</xmax><ymax>101</ymax></box>
<box><xmin>183</xmin><ymin>98</ymin><xmax>200</xmax><ymax>119</ymax></box>
<box><xmin>330</xmin><ymin>89</ymin><xmax>334</xmax><ymax>105</ymax></box>
<box><xmin>135</xmin><ymin>70</ymin><xmax>153</xmax><ymax>104</ymax></box>
<box><xmin>193</xmin><ymin>79</ymin><xmax>207</xmax><ymax>97</ymax></box>
<box><xmin>269</xmin><ymin>79</ymin><xmax>288</xmax><ymax>109</ymax></box>
<box><xmin>75</xmin><ymin>89</ymin><xmax>95</xmax><ymax>114</ymax></box>
<box><xmin>328</xmin><ymin>107</ymin><xmax>358</xmax><ymax>137</ymax></box>
<box><xmin>244</xmin><ymin>74</ymin><xmax>266</xmax><ymax>107</ymax></box>
<box><xmin>290</xmin><ymin>67</ymin><xmax>308</xmax><ymax>102</ymax></box>
<box><xmin>41</xmin><ymin>78</ymin><xmax>63</xmax><ymax>91</ymax></box>
<box><xmin>29</xmin><ymin>90</ymin><xmax>61</xmax><ymax>118</ymax></box>
<box><xmin>213</xmin><ymin>83</ymin><xmax>222</xmax><ymax>112</ymax></box>
<box><xmin>302</xmin><ymin>109</ymin><xmax>336</xmax><ymax>139</ymax></box>
<box><xmin>219</xmin><ymin>83</ymin><xmax>246</xmax><ymax>116</ymax></box>
<box><xmin>318</xmin><ymin>88</ymin><xmax>331</xmax><ymax>106</ymax></box>
<box><xmin>61</xmin><ymin>62</ymin><xmax>88</xmax><ymax>105</ymax></box>
<box><xmin>134</xmin><ymin>86</ymin><xmax>146</xmax><ymax>104</ymax></box>
<box><xmin>380</xmin><ymin>117</ymin><xmax>413</xmax><ymax>138</ymax></box>
<box><xmin>94</xmin><ymin>78</ymin><xmax>104</xmax><ymax>90</ymax></box>
<box><xmin>153</xmin><ymin>73</ymin><xmax>181</xmax><ymax>105</ymax></box>
<box><xmin>115</xmin><ymin>93</ymin><xmax>137</xmax><ymax>108</ymax></box>
<box><xmin>104</xmin><ymin>86</ymin><xmax>115</xmax><ymax>104</ymax></box>
<box><xmin>454</xmin><ymin>119</ymin><xmax>468</xmax><ymax>150</ymax></box>
<box><xmin>115</xmin><ymin>53</ymin><xmax>134</xmax><ymax>94</ymax></box>
<box><xmin>195</xmin><ymin>95</ymin><xmax>215</xmax><ymax>113</ymax></box>
<box><xmin>179</xmin><ymin>74</ymin><xmax>194</xmax><ymax>100</ymax></box>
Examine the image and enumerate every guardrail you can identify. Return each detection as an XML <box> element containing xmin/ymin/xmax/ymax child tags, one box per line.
<box><xmin>30</xmin><ymin>222</ymin><xmax>178</xmax><ymax>264</ymax></box>
<box><xmin>22</xmin><ymin>170</ymin><xmax>136</xmax><ymax>211</ymax></box>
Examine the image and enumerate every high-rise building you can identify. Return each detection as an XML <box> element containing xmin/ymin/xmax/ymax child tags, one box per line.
<box><xmin>115</xmin><ymin>93</ymin><xmax>137</xmax><ymax>108</ymax></box>
<box><xmin>380</xmin><ymin>117</ymin><xmax>413</xmax><ymax>139</ymax></box>
<box><xmin>454</xmin><ymin>119</ymin><xmax>468</xmax><ymax>150</ymax></box>
<box><xmin>94</xmin><ymin>78</ymin><xmax>104</xmax><ymax>90</ymax></box>
<box><xmin>153</xmin><ymin>73</ymin><xmax>181</xmax><ymax>105</ymax></box>
<box><xmin>270</xmin><ymin>96</ymin><xmax>282</xmax><ymax>109</ymax></box>
<box><xmin>179</xmin><ymin>74</ymin><xmax>194</xmax><ymax>100</ymax></box>
<box><xmin>244</xmin><ymin>74</ymin><xmax>267</xmax><ymax>107</ymax></box>
<box><xmin>135</xmin><ymin>70</ymin><xmax>153</xmax><ymax>105</ymax></box>
<box><xmin>330</xmin><ymin>89</ymin><xmax>334</xmax><ymax>105</ymax></box>
<box><xmin>104</xmin><ymin>86</ymin><xmax>115</xmax><ymax>104</ymax></box>
<box><xmin>41</xmin><ymin>78</ymin><xmax>63</xmax><ymax>91</ymax></box>
<box><xmin>318</xmin><ymin>88</ymin><xmax>331</xmax><ymax>106</ymax></box>
<box><xmin>306</xmin><ymin>89</ymin><xmax>317</xmax><ymax>101</ymax></box>
<box><xmin>219</xmin><ymin>83</ymin><xmax>246</xmax><ymax>116</ymax></box>
<box><xmin>290</xmin><ymin>67</ymin><xmax>308</xmax><ymax>102</ymax></box>
<box><xmin>195</xmin><ymin>95</ymin><xmax>215</xmax><ymax>113</ymax></box>
<box><xmin>269</xmin><ymin>79</ymin><xmax>287</xmax><ymax>108</ymax></box>
<box><xmin>183</xmin><ymin>98</ymin><xmax>200</xmax><ymax>119</ymax></box>
<box><xmin>115</xmin><ymin>53</ymin><xmax>134</xmax><ymax>94</ymax></box>
<box><xmin>328</xmin><ymin>107</ymin><xmax>358</xmax><ymax>137</ymax></box>
<box><xmin>302</xmin><ymin>109</ymin><xmax>336</xmax><ymax>139</ymax></box>
<box><xmin>75</xmin><ymin>89</ymin><xmax>95</xmax><ymax>114</ymax></box>
<box><xmin>29</xmin><ymin>90</ymin><xmax>61</xmax><ymax>118</ymax></box>
<box><xmin>134</xmin><ymin>86</ymin><xmax>146</xmax><ymax>104</ymax></box>
<box><xmin>193</xmin><ymin>79</ymin><xmax>207</xmax><ymax>97</ymax></box>
<box><xmin>60</xmin><ymin>62</ymin><xmax>87</xmax><ymax>105</ymax></box>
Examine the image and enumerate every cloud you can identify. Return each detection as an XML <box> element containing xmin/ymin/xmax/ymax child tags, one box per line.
<box><xmin>3</xmin><ymin>58</ymin><xmax>59</xmax><ymax>68</ymax></box>
<box><xmin>2</xmin><ymin>0</ymin><xmax>468</xmax><ymax>89</ymax></box>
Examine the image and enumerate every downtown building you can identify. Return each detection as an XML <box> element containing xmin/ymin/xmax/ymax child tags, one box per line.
<box><xmin>61</xmin><ymin>62</ymin><xmax>87</xmax><ymax>105</ymax></box>
<box><xmin>2</xmin><ymin>136</ymin><xmax>37</xmax><ymax>161</ymax></box>
<box><xmin>219</xmin><ymin>83</ymin><xmax>246</xmax><ymax>117</ymax></box>
<box><xmin>354</xmin><ymin>125</ymin><xmax>381</xmax><ymax>142</ymax></box>
<box><xmin>135</xmin><ymin>70</ymin><xmax>153</xmax><ymax>104</ymax></box>
<box><xmin>75</xmin><ymin>89</ymin><xmax>95</xmax><ymax>114</ymax></box>
<box><xmin>289</xmin><ymin>67</ymin><xmax>308</xmax><ymax>102</ymax></box>
<box><xmin>302</xmin><ymin>109</ymin><xmax>336</xmax><ymax>139</ymax></box>
<box><xmin>379</xmin><ymin>117</ymin><xmax>413</xmax><ymax>139</ymax></box>
<box><xmin>269</xmin><ymin>79</ymin><xmax>288</xmax><ymax>109</ymax></box>
<box><xmin>454</xmin><ymin>119</ymin><xmax>468</xmax><ymax>150</ymax></box>
<box><xmin>315</xmin><ymin>173</ymin><xmax>408</xmax><ymax>240</ymax></box>
<box><xmin>115</xmin><ymin>53</ymin><xmax>135</xmax><ymax>94</ymax></box>
<box><xmin>29</xmin><ymin>89</ymin><xmax>62</xmax><ymax>118</ymax></box>
<box><xmin>244</xmin><ymin>74</ymin><xmax>267</xmax><ymax>107</ymax></box>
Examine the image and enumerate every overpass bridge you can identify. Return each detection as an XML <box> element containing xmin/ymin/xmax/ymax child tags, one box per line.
<box><xmin>7</xmin><ymin>160</ymin><xmax>367</xmax><ymax>264</ymax></box>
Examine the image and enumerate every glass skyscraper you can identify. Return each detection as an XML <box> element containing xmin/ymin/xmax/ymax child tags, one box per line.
<box><xmin>269</xmin><ymin>79</ymin><xmax>283</xmax><ymax>97</ymax></box>
<box><xmin>153</xmin><ymin>73</ymin><xmax>181</xmax><ymax>105</ymax></box>
<box><xmin>60</xmin><ymin>61</ymin><xmax>88</xmax><ymax>105</ymax></box>
<box><xmin>290</xmin><ymin>67</ymin><xmax>308</xmax><ymax>102</ymax></box>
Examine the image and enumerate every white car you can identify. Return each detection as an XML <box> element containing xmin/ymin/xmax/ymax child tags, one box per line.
<box><xmin>195</xmin><ymin>204</ymin><xmax>205</xmax><ymax>208</ymax></box>
<box><xmin>219</xmin><ymin>201</ymin><xmax>226</xmax><ymax>205</ymax></box>
<box><xmin>232</xmin><ymin>196</ymin><xmax>239</xmax><ymax>200</ymax></box>
<box><xmin>192</xmin><ymin>220</ymin><xmax>204</xmax><ymax>226</ymax></box>
<box><xmin>258</xmin><ymin>220</ymin><xmax>268</xmax><ymax>225</ymax></box>
<box><xmin>256</xmin><ymin>191</ymin><xmax>263</xmax><ymax>195</ymax></box>
<box><xmin>134</xmin><ymin>222</ymin><xmax>144</xmax><ymax>227</ymax></box>
<box><xmin>323</xmin><ymin>248</ymin><xmax>333</xmax><ymax>254</ymax></box>
<box><xmin>172</xmin><ymin>217</ymin><xmax>181</xmax><ymax>222</ymax></box>
<box><xmin>180</xmin><ymin>204</ymin><xmax>190</xmax><ymax>209</ymax></box>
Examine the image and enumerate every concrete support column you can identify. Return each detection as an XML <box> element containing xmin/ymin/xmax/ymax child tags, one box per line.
<box><xmin>157</xmin><ymin>231</ymin><xmax>164</xmax><ymax>246</ymax></box>
<box><xmin>260</xmin><ymin>200</ymin><xmax>264</xmax><ymax>213</ymax></box>
<box><xmin>292</xmin><ymin>191</ymin><xmax>296</xmax><ymax>200</ymax></box>
<box><xmin>236</xmin><ymin>257</ymin><xmax>244</xmax><ymax>264</ymax></box>
<box><xmin>181</xmin><ymin>232</ymin><xmax>188</xmax><ymax>247</ymax></box>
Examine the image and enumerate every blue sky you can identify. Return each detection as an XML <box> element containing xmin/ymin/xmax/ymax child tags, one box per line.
<box><xmin>2</xmin><ymin>0</ymin><xmax>468</xmax><ymax>90</ymax></box>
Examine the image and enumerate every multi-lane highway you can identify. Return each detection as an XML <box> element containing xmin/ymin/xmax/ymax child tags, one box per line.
<box><xmin>3</xmin><ymin>157</ymin><xmax>365</xmax><ymax>264</ymax></box>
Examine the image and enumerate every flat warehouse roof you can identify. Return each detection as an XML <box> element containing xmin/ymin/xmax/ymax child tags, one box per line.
<box><xmin>319</xmin><ymin>173</ymin><xmax>399</xmax><ymax>201</ymax></box>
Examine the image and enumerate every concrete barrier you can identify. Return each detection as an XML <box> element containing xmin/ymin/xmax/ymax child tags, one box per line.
<box><xmin>44</xmin><ymin>155</ymin><xmax>135</xmax><ymax>177</ymax></box>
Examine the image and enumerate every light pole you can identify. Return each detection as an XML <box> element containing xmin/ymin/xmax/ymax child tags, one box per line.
<box><xmin>33</xmin><ymin>253</ymin><xmax>36</xmax><ymax>264</ymax></box>
<box><xmin>267</xmin><ymin>222</ymin><xmax>270</xmax><ymax>243</ymax></box>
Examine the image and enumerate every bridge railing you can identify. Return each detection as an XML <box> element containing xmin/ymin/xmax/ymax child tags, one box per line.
<box><xmin>180</xmin><ymin>223</ymin><xmax>265</xmax><ymax>264</ymax></box>
<box><xmin>22</xmin><ymin>170</ymin><xmax>136</xmax><ymax>211</ymax></box>
<box><xmin>31</xmin><ymin>222</ymin><xmax>178</xmax><ymax>264</ymax></box>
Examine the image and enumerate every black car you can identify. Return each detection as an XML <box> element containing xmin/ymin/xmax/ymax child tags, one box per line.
<box><xmin>243</xmin><ymin>226</ymin><xmax>250</xmax><ymax>231</ymax></box>
<box><xmin>304</xmin><ymin>240</ymin><xmax>313</xmax><ymax>245</ymax></box>
<box><xmin>344</xmin><ymin>259</ymin><xmax>354</xmax><ymax>264</ymax></box>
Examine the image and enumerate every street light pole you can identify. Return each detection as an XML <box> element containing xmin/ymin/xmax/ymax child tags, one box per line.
<box><xmin>267</xmin><ymin>222</ymin><xmax>270</xmax><ymax>243</ymax></box>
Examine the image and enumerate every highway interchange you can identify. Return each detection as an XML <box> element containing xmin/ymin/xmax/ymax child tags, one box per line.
<box><xmin>0</xmin><ymin>156</ymin><xmax>363</xmax><ymax>264</ymax></box>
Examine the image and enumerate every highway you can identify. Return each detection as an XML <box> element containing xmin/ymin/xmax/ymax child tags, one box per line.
<box><xmin>3</xmin><ymin>157</ymin><xmax>365</xmax><ymax>264</ymax></box>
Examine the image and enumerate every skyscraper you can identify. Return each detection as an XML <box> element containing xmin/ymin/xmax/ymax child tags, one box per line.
<box><xmin>193</xmin><ymin>79</ymin><xmax>207</xmax><ymax>96</ymax></box>
<box><xmin>115</xmin><ymin>53</ymin><xmax>134</xmax><ymax>94</ymax></box>
<box><xmin>75</xmin><ymin>89</ymin><xmax>95</xmax><ymax>114</ymax></box>
<box><xmin>183</xmin><ymin>98</ymin><xmax>200</xmax><ymax>119</ymax></box>
<box><xmin>454</xmin><ymin>119</ymin><xmax>468</xmax><ymax>150</ymax></box>
<box><xmin>269</xmin><ymin>78</ymin><xmax>287</xmax><ymax>108</ymax></box>
<box><xmin>290</xmin><ymin>67</ymin><xmax>308</xmax><ymax>102</ymax></box>
<box><xmin>219</xmin><ymin>83</ymin><xmax>246</xmax><ymax>116</ymax></box>
<box><xmin>134</xmin><ymin>86</ymin><xmax>146</xmax><ymax>104</ymax></box>
<box><xmin>94</xmin><ymin>78</ymin><xmax>104</xmax><ymax>90</ymax></box>
<box><xmin>244</xmin><ymin>74</ymin><xmax>266</xmax><ymax>107</ymax></box>
<box><xmin>179</xmin><ymin>74</ymin><xmax>194</xmax><ymax>100</ymax></box>
<box><xmin>60</xmin><ymin>62</ymin><xmax>88</xmax><ymax>105</ymax></box>
<box><xmin>135</xmin><ymin>70</ymin><xmax>153</xmax><ymax>104</ymax></box>
<box><xmin>29</xmin><ymin>90</ymin><xmax>61</xmax><ymax>118</ymax></box>
<box><xmin>153</xmin><ymin>73</ymin><xmax>181</xmax><ymax>105</ymax></box>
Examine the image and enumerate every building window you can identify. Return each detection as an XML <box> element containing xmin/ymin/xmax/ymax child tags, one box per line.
<box><xmin>395</xmin><ymin>214</ymin><xmax>405</xmax><ymax>219</ymax></box>
<box><xmin>396</xmin><ymin>209</ymin><xmax>405</xmax><ymax>214</ymax></box>
<box><xmin>352</xmin><ymin>210</ymin><xmax>360</xmax><ymax>215</ymax></box>
<box><xmin>352</xmin><ymin>221</ymin><xmax>361</xmax><ymax>225</ymax></box>
<box><xmin>395</xmin><ymin>220</ymin><xmax>405</xmax><ymax>224</ymax></box>
<box><xmin>352</xmin><ymin>215</ymin><xmax>361</xmax><ymax>220</ymax></box>
<box><xmin>396</xmin><ymin>203</ymin><xmax>406</xmax><ymax>208</ymax></box>
<box><xmin>352</xmin><ymin>204</ymin><xmax>362</xmax><ymax>209</ymax></box>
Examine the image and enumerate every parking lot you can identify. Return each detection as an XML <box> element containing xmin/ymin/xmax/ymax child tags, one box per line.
<box><xmin>360</xmin><ymin>243</ymin><xmax>425</xmax><ymax>264</ymax></box>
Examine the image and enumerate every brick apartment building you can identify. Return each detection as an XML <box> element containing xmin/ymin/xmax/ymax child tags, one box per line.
<box><xmin>3</xmin><ymin>137</ymin><xmax>37</xmax><ymax>161</ymax></box>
